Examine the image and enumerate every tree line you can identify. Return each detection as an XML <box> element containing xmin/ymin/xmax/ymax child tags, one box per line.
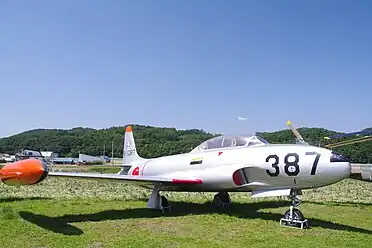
<box><xmin>0</xmin><ymin>125</ymin><xmax>370</xmax><ymax>163</ymax></box>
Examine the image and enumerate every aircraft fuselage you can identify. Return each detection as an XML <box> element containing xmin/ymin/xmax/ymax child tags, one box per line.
<box><xmin>128</xmin><ymin>144</ymin><xmax>351</xmax><ymax>192</ymax></box>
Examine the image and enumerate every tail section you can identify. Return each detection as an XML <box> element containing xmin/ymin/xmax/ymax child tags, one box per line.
<box><xmin>123</xmin><ymin>125</ymin><xmax>144</xmax><ymax>165</ymax></box>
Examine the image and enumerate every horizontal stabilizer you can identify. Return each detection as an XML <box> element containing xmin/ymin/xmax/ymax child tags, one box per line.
<box><xmin>251</xmin><ymin>188</ymin><xmax>292</xmax><ymax>198</ymax></box>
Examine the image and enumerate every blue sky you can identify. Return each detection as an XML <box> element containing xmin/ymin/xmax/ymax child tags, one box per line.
<box><xmin>0</xmin><ymin>0</ymin><xmax>371</xmax><ymax>137</ymax></box>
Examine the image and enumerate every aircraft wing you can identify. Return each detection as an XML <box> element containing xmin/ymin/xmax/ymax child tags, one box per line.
<box><xmin>48</xmin><ymin>172</ymin><xmax>202</xmax><ymax>185</ymax></box>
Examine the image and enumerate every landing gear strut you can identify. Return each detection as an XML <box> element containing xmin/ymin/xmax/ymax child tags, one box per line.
<box><xmin>213</xmin><ymin>192</ymin><xmax>231</xmax><ymax>208</ymax></box>
<box><xmin>280</xmin><ymin>189</ymin><xmax>310</xmax><ymax>229</ymax></box>
<box><xmin>147</xmin><ymin>185</ymin><xmax>172</xmax><ymax>213</ymax></box>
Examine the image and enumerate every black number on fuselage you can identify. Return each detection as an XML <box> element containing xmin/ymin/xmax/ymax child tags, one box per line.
<box><xmin>265</xmin><ymin>152</ymin><xmax>321</xmax><ymax>177</ymax></box>
<box><xmin>265</xmin><ymin>154</ymin><xmax>280</xmax><ymax>177</ymax></box>
<box><xmin>284</xmin><ymin>153</ymin><xmax>300</xmax><ymax>176</ymax></box>
<box><xmin>305</xmin><ymin>152</ymin><xmax>321</xmax><ymax>175</ymax></box>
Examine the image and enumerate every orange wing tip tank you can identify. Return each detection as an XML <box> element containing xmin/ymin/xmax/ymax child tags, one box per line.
<box><xmin>0</xmin><ymin>159</ymin><xmax>49</xmax><ymax>186</ymax></box>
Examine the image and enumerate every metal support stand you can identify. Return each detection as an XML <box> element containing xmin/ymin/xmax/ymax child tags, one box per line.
<box><xmin>279</xmin><ymin>189</ymin><xmax>311</xmax><ymax>229</ymax></box>
<box><xmin>280</xmin><ymin>218</ymin><xmax>310</xmax><ymax>229</ymax></box>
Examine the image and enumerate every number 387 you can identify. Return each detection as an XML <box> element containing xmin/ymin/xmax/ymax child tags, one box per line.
<box><xmin>265</xmin><ymin>152</ymin><xmax>320</xmax><ymax>177</ymax></box>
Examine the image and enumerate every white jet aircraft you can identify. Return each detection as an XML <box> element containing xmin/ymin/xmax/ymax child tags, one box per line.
<box><xmin>1</xmin><ymin>124</ymin><xmax>354</xmax><ymax>228</ymax></box>
<box><xmin>43</xmin><ymin>125</ymin><xmax>351</xmax><ymax>228</ymax></box>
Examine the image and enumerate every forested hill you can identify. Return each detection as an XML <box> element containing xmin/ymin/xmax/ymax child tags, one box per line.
<box><xmin>0</xmin><ymin>125</ymin><xmax>371</xmax><ymax>163</ymax></box>
<box><xmin>0</xmin><ymin>125</ymin><xmax>217</xmax><ymax>159</ymax></box>
<box><xmin>258</xmin><ymin>127</ymin><xmax>372</xmax><ymax>163</ymax></box>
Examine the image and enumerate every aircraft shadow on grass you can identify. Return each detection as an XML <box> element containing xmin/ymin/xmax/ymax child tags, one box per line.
<box><xmin>306</xmin><ymin>200</ymin><xmax>372</xmax><ymax>207</ymax></box>
<box><xmin>0</xmin><ymin>197</ymin><xmax>52</xmax><ymax>203</ymax></box>
<box><xmin>18</xmin><ymin>199</ymin><xmax>372</xmax><ymax>236</ymax></box>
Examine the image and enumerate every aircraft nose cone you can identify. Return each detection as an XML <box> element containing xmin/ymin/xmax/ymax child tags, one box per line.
<box><xmin>343</xmin><ymin>162</ymin><xmax>351</xmax><ymax>178</ymax></box>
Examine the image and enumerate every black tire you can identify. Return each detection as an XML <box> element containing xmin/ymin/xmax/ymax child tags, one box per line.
<box><xmin>219</xmin><ymin>192</ymin><xmax>231</xmax><ymax>203</ymax></box>
<box><xmin>161</xmin><ymin>196</ymin><xmax>169</xmax><ymax>208</ymax></box>
<box><xmin>283</xmin><ymin>208</ymin><xmax>304</xmax><ymax>226</ymax></box>
<box><xmin>213</xmin><ymin>195</ymin><xmax>223</xmax><ymax>207</ymax></box>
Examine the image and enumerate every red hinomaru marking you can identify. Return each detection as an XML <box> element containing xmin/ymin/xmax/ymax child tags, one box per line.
<box><xmin>132</xmin><ymin>167</ymin><xmax>140</xmax><ymax>176</ymax></box>
<box><xmin>172</xmin><ymin>179</ymin><xmax>202</xmax><ymax>184</ymax></box>
<box><xmin>232</xmin><ymin>170</ymin><xmax>245</xmax><ymax>186</ymax></box>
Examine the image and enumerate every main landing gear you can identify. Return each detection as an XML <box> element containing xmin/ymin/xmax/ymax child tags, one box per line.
<box><xmin>147</xmin><ymin>185</ymin><xmax>172</xmax><ymax>213</ymax></box>
<box><xmin>213</xmin><ymin>192</ymin><xmax>232</xmax><ymax>208</ymax></box>
<box><xmin>147</xmin><ymin>187</ymin><xmax>233</xmax><ymax>213</ymax></box>
<box><xmin>280</xmin><ymin>189</ymin><xmax>310</xmax><ymax>229</ymax></box>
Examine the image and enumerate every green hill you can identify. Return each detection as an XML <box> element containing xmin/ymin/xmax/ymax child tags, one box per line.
<box><xmin>258</xmin><ymin>127</ymin><xmax>372</xmax><ymax>163</ymax></box>
<box><xmin>0</xmin><ymin>125</ymin><xmax>371</xmax><ymax>163</ymax></box>
<box><xmin>0</xmin><ymin>125</ymin><xmax>216</xmax><ymax>159</ymax></box>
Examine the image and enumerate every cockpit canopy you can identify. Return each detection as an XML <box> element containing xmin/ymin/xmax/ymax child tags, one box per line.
<box><xmin>189</xmin><ymin>135</ymin><xmax>269</xmax><ymax>153</ymax></box>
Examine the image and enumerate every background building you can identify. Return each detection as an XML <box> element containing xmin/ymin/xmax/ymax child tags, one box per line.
<box><xmin>15</xmin><ymin>149</ymin><xmax>44</xmax><ymax>161</ymax></box>
<box><xmin>0</xmin><ymin>153</ymin><xmax>16</xmax><ymax>162</ymax></box>
<box><xmin>40</xmin><ymin>151</ymin><xmax>59</xmax><ymax>160</ymax></box>
<box><xmin>50</xmin><ymin>157</ymin><xmax>77</xmax><ymax>164</ymax></box>
<box><xmin>78</xmin><ymin>153</ymin><xmax>107</xmax><ymax>164</ymax></box>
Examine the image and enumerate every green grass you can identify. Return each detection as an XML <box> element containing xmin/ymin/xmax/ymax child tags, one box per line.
<box><xmin>0</xmin><ymin>168</ymin><xmax>371</xmax><ymax>247</ymax></box>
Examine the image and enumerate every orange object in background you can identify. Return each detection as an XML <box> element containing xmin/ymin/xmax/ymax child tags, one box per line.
<box><xmin>0</xmin><ymin>159</ymin><xmax>49</xmax><ymax>186</ymax></box>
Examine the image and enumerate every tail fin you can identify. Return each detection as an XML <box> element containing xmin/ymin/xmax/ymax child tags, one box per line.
<box><xmin>123</xmin><ymin>125</ymin><xmax>144</xmax><ymax>164</ymax></box>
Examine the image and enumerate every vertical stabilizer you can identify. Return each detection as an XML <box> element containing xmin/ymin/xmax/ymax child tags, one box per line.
<box><xmin>123</xmin><ymin>126</ymin><xmax>143</xmax><ymax>164</ymax></box>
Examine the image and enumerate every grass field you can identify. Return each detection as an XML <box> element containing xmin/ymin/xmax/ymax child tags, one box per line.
<box><xmin>0</xmin><ymin>165</ymin><xmax>371</xmax><ymax>248</ymax></box>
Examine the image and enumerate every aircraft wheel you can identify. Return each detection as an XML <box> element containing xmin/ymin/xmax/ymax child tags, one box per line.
<box><xmin>213</xmin><ymin>194</ymin><xmax>223</xmax><ymax>207</ymax></box>
<box><xmin>161</xmin><ymin>196</ymin><xmax>171</xmax><ymax>213</ymax></box>
<box><xmin>283</xmin><ymin>208</ymin><xmax>304</xmax><ymax>226</ymax></box>
<box><xmin>213</xmin><ymin>193</ymin><xmax>231</xmax><ymax>208</ymax></box>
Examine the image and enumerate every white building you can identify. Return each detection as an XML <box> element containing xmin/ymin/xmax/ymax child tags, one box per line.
<box><xmin>0</xmin><ymin>154</ymin><xmax>15</xmax><ymax>162</ymax></box>
<box><xmin>15</xmin><ymin>149</ymin><xmax>43</xmax><ymax>161</ymax></box>
<box><xmin>79</xmin><ymin>153</ymin><xmax>102</xmax><ymax>163</ymax></box>
<box><xmin>40</xmin><ymin>151</ymin><xmax>59</xmax><ymax>160</ymax></box>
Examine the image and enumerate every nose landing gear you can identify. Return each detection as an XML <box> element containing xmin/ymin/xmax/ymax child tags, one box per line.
<box><xmin>280</xmin><ymin>189</ymin><xmax>310</xmax><ymax>229</ymax></box>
